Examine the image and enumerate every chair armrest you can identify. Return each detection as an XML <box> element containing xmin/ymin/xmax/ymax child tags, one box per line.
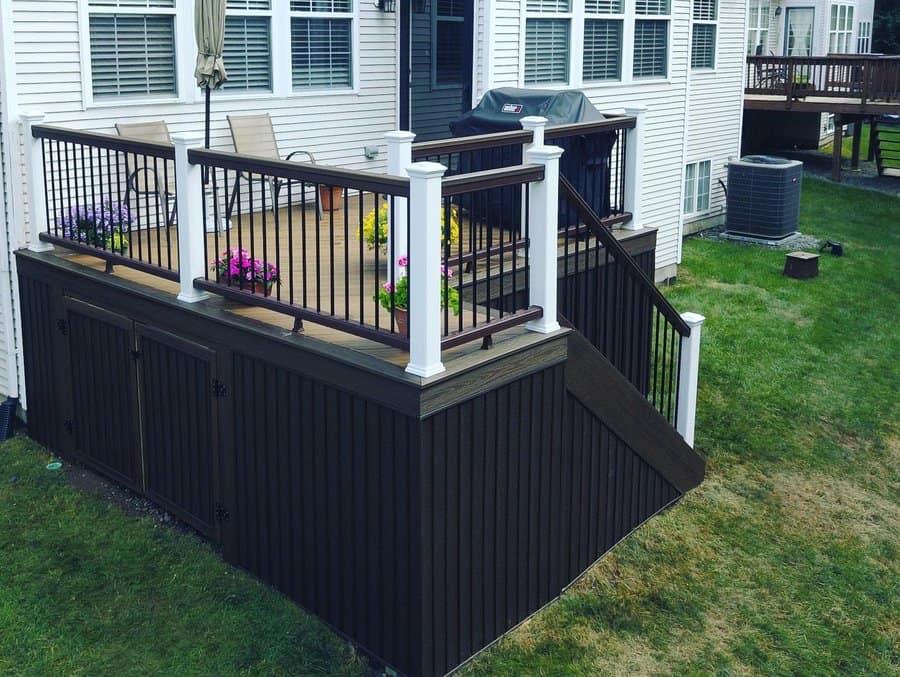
<box><xmin>285</xmin><ymin>149</ymin><xmax>316</xmax><ymax>164</ymax></box>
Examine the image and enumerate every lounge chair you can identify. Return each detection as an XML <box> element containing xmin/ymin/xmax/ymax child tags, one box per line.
<box><xmin>115</xmin><ymin>120</ymin><xmax>177</xmax><ymax>228</ymax></box>
<box><xmin>226</xmin><ymin>113</ymin><xmax>321</xmax><ymax>220</ymax></box>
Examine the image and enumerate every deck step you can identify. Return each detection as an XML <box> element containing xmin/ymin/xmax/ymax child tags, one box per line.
<box><xmin>871</xmin><ymin>119</ymin><xmax>900</xmax><ymax>175</ymax></box>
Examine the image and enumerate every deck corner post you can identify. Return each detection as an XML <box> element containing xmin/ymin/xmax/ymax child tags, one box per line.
<box><xmin>385</xmin><ymin>130</ymin><xmax>416</xmax><ymax>282</ymax></box>
<box><xmin>20</xmin><ymin>112</ymin><xmax>53</xmax><ymax>252</ymax></box>
<box><xmin>525</xmin><ymin>143</ymin><xmax>564</xmax><ymax>335</ymax></box>
<box><xmin>676</xmin><ymin>312</ymin><xmax>706</xmax><ymax>447</ymax></box>
<box><xmin>172</xmin><ymin>131</ymin><xmax>210</xmax><ymax>304</ymax></box>
<box><xmin>623</xmin><ymin>104</ymin><xmax>647</xmax><ymax>231</ymax></box>
<box><xmin>405</xmin><ymin>161</ymin><xmax>447</xmax><ymax>378</ymax></box>
<box><xmin>520</xmin><ymin>116</ymin><xmax>547</xmax><ymax>238</ymax></box>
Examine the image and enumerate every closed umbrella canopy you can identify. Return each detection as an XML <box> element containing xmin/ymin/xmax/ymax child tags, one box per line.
<box><xmin>194</xmin><ymin>0</ymin><xmax>228</xmax><ymax>90</ymax></box>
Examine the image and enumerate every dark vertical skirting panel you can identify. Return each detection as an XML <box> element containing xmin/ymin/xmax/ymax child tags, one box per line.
<box><xmin>65</xmin><ymin>302</ymin><xmax>141</xmax><ymax>489</ymax></box>
<box><xmin>223</xmin><ymin>353</ymin><xmax>418</xmax><ymax>676</ymax></box>
<box><xmin>18</xmin><ymin>276</ymin><xmax>60</xmax><ymax>450</ymax></box>
<box><xmin>137</xmin><ymin>327</ymin><xmax>218</xmax><ymax>539</ymax></box>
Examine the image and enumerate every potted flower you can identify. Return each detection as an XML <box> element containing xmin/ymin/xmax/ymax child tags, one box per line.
<box><xmin>376</xmin><ymin>255</ymin><xmax>460</xmax><ymax>337</ymax></box>
<box><xmin>361</xmin><ymin>202</ymin><xmax>460</xmax><ymax>252</ymax></box>
<box><xmin>57</xmin><ymin>201</ymin><xmax>131</xmax><ymax>254</ymax></box>
<box><xmin>211</xmin><ymin>247</ymin><xmax>280</xmax><ymax>296</ymax></box>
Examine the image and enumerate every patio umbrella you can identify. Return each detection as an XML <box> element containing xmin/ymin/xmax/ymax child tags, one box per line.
<box><xmin>194</xmin><ymin>0</ymin><xmax>228</xmax><ymax>151</ymax></box>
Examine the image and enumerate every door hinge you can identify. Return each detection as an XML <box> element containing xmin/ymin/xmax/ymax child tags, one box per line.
<box><xmin>56</xmin><ymin>319</ymin><xmax>68</xmax><ymax>336</ymax></box>
<box><xmin>214</xmin><ymin>503</ymin><xmax>231</xmax><ymax>522</ymax></box>
<box><xmin>212</xmin><ymin>379</ymin><xmax>227</xmax><ymax>397</ymax></box>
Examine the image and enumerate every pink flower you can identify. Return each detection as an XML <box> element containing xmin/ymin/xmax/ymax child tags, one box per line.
<box><xmin>397</xmin><ymin>255</ymin><xmax>408</xmax><ymax>267</ymax></box>
<box><xmin>382</xmin><ymin>282</ymin><xmax>394</xmax><ymax>292</ymax></box>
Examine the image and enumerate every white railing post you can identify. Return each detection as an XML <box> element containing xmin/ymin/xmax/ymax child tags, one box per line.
<box><xmin>525</xmin><ymin>143</ymin><xmax>564</xmax><ymax>334</ymax></box>
<box><xmin>520</xmin><ymin>116</ymin><xmax>547</xmax><ymax>243</ymax></box>
<box><xmin>676</xmin><ymin>312</ymin><xmax>706</xmax><ymax>447</ymax></box>
<box><xmin>20</xmin><ymin>112</ymin><xmax>53</xmax><ymax>252</ymax></box>
<box><xmin>623</xmin><ymin>104</ymin><xmax>647</xmax><ymax>231</ymax></box>
<box><xmin>405</xmin><ymin>161</ymin><xmax>447</xmax><ymax>378</ymax></box>
<box><xmin>172</xmin><ymin>132</ymin><xmax>210</xmax><ymax>303</ymax></box>
<box><xmin>385</xmin><ymin>130</ymin><xmax>415</xmax><ymax>281</ymax></box>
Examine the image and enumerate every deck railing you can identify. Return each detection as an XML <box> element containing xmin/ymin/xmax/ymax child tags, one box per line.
<box><xmin>412</xmin><ymin>114</ymin><xmax>636</xmax><ymax>227</ymax></box>
<box><xmin>746</xmin><ymin>55</ymin><xmax>900</xmax><ymax>103</ymax></box>
<box><xmin>28</xmin><ymin>121</ymin><xmax>179</xmax><ymax>281</ymax></box>
<box><xmin>559</xmin><ymin>176</ymin><xmax>692</xmax><ymax>428</ymax></box>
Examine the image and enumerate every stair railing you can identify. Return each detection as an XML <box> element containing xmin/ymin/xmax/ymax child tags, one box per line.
<box><xmin>559</xmin><ymin>175</ymin><xmax>691</xmax><ymax>428</ymax></box>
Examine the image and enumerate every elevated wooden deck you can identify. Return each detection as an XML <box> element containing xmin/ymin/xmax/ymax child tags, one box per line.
<box><xmin>743</xmin><ymin>94</ymin><xmax>900</xmax><ymax>116</ymax></box>
<box><xmin>53</xmin><ymin>200</ymin><xmax>657</xmax><ymax>368</ymax></box>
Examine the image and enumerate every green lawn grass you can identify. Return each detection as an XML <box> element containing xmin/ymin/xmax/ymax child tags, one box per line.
<box><xmin>820</xmin><ymin>121</ymin><xmax>872</xmax><ymax>161</ymax></box>
<box><xmin>2</xmin><ymin>177</ymin><xmax>898</xmax><ymax>674</ymax></box>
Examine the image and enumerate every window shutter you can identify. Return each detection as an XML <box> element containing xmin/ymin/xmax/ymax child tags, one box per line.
<box><xmin>584</xmin><ymin>0</ymin><xmax>623</xmax><ymax>13</ymax></box>
<box><xmin>691</xmin><ymin>24</ymin><xmax>715</xmax><ymax>68</ymax></box>
<box><xmin>223</xmin><ymin>16</ymin><xmax>272</xmax><ymax>91</ymax></box>
<box><xmin>583</xmin><ymin>19</ymin><xmax>622</xmax><ymax>80</ymax></box>
<box><xmin>291</xmin><ymin>0</ymin><xmax>353</xmax><ymax>11</ymax></box>
<box><xmin>226</xmin><ymin>0</ymin><xmax>271</xmax><ymax>8</ymax></box>
<box><xmin>89</xmin><ymin>14</ymin><xmax>177</xmax><ymax>98</ymax></box>
<box><xmin>89</xmin><ymin>0</ymin><xmax>175</xmax><ymax>7</ymax></box>
<box><xmin>291</xmin><ymin>18</ymin><xmax>352</xmax><ymax>88</ymax></box>
<box><xmin>633</xmin><ymin>20</ymin><xmax>667</xmax><ymax>77</ymax></box>
<box><xmin>525</xmin><ymin>19</ymin><xmax>570</xmax><ymax>84</ymax></box>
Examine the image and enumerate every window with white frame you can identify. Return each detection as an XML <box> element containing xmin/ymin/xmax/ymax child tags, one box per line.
<box><xmin>828</xmin><ymin>4</ymin><xmax>854</xmax><ymax>53</ymax></box>
<box><xmin>87</xmin><ymin>0</ymin><xmax>177</xmax><ymax>99</ymax></box>
<box><xmin>691</xmin><ymin>0</ymin><xmax>716</xmax><ymax>69</ymax></box>
<box><xmin>583</xmin><ymin>0</ymin><xmax>624</xmax><ymax>82</ymax></box>
<box><xmin>633</xmin><ymin>0</ymin><xmax>670</xmax><ymax>78</ymax></box>
<box><xmin>857</xmin><ymin>20</ymin><xmax>871</xmax><ymax>53</ymax></box>
<box><xmin>524</xmin><ymin>0</ymin><xmax>571</xmax><ymax>85</ymax></box>
<box><xmin>746</xmin><ymin>0</ymin><xmax>770</xmax><ymax>55</ymax></box>
<box><xmin>683</xmin><ymin>160</ymin><xmax>711</xmax><ymax>213</ymax></box>
<box><xmin>290</xmin><ymin>0</ymin><xmax>354</xmax><ymax>89</ymax></box>
<box><xmin>224</xmin><ymin>0</ymin><xmax>273</xmax><ymax>91</ymax></box>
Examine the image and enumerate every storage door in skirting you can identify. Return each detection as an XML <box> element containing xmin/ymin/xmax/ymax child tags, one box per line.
<box><xmin>64</xmin><ymin>298</ymin><xmax>142</xmax><ymax>490</ymax></box>
<box><xmin>135</xmin><ymin>325</ymin><xmax>221</xmax><ymax>542</ymax></box>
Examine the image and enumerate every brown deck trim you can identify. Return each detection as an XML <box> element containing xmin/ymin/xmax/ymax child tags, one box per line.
<box><xmin>743</xmin><ymin>96</ymin><xmax>900</xmax><ymax>115</ymax></box>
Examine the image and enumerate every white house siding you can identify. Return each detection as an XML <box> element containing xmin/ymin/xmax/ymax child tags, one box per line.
<box><xmin>488</xmin><ymin>0</ymin><xmax>700</xmax><ymax>274</ymax></box>
<box><xmin>9</xmin><ymin>0</ymin><xmax>398</xmax><ymax>241</ymax></box>
<box><xmin>684</xmin><ymin>0</ymin><xmax>746</xmax><ymax>235</ymax></box>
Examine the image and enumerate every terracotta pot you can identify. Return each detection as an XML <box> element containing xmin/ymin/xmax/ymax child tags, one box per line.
<box><xmin>393</xmin><ymin>308</ymin><xmax>409</xmax><ymax>337</ymax></box>
<box><xmin>218</xmin><ymin>277</ymin><xmax>273</xmax><ymax>297</ymax></box>
<box><xmin>319</xmin><ymin>185</ymin><xmax>345</xmax><ymax>212</ymax></box>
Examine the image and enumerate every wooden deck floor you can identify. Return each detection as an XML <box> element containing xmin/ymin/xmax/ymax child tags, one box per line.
<box><xmin>62</xmin><ymin>199</ymin><xmax>532</xmax><ymax>368</ymax></box>
<box><xmin>744</xmin><ymin>94</ymin><xmax>900</xmax><ymax>115</ymax></box>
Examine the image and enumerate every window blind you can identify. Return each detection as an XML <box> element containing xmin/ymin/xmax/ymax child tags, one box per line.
<box><xmin>692</xmin><ymin>0</ymin><xmax>716</xmax><ymax>21</ymax></box>
<box><xmin>89</xmin><ymin>0</ymin><xmax>175</xmax><ymax>7</ymax></box>
<box><xmin>526</xmin><ymin>0</ymin><xmax>571</xmax><ymax>13</ymax></box>
<box><xmin>435</xmin><ymin>20</ymin><xmax>464</xmax><ymax>84</ymax></box>
<box><xmin>691</xmin><ymin>24</ymin><xmax>715</xmax><ymax>68</ymax></box>
<box><xmin>437</xmin><ymin>0</ymin><xmax>465</xmax><ymax>17</ymax></box>
<box><xmin>583</xmin><ymin>20</ymin><xmax>622</xmax><ymax>80</ymax></box>
<box><xmin>633</xmin><ymin>20</ymin><xmax>667</xmax><ymax>77</ymax></box>
<box><xmin>291</xmin><ymin>18</ymin><xmax>352</xmax><ymax>88</ymax></box>
<box><xmin>524</xmin><ymin>19</ymin><xmax>569</xmax><ymax>84</ymax></box>
<box><xmin>226</xmin><ymin>0</ymin><xmax>271</xmax><ymax>8</ymax></box>
<box><xmin>635</xmin><ymin>0</ymin><xmax>669</xmax><ymax>15</ymax></box>
<box><xmin>683</xmin><ymin>163</ymin><xmax>695</xmax><ymax>213</ymax></box>
<box><xmin>223</xmin><ymin>16</ymin><xmax>272</xmax><ymax>91</ymax></box>
<box><xmin>584</xmin><ymin>0</ymin><xmax>624</xmax><ymax>13</ymax></box>
<box><xmin>291</xmin><ymin>0</ymin><xmax>352</xmax><ymax>11</ymax></box>
<box><xmin>89</xmin><ymin>14</ymin><xmax>176</xmax><ymax>98</ymax></box>
<box><xmin>696</xmin><ymin>161</ymin><xmax>711</xmax><ymax>210</ymax></box>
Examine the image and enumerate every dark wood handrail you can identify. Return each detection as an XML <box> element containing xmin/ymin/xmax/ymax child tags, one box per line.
<box><xmin>441</xmin><ymin>164</ymin><xmax>544</xmax><ymax>196</ymax></box>
<box><xmin>559</xmin><ymin>175</ymin><xmax>691</xmax><ymax>336</ymax></box>
<box><xmin>188</xmin><ymin>148</ymin><xmax>411</xmax><ymax>196</ymax></box>
<box><xmin>32</xmin><ymin>124</ymin><xmax>176</xmax><ymax>159</ymax></box>
<box><xmin>411</xmin><ymin>115</ymin><xmax>636</xmax><ymax>160</ymax></box>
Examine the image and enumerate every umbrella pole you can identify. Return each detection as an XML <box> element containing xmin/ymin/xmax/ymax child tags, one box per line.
<box><xmin>205</xmin><ymin>86</ymin><xmax>211</xmax><ymax>149</ymax></box>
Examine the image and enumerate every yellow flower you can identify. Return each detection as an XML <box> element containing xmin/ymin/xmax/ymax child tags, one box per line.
<box><xmin>360</xmin><ymin>201</ymin><xmax>460</xmax><ymax>252</ymax></box>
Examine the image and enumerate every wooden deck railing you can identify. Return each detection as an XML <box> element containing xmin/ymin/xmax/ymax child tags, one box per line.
<box><xmin>746</xmin><ymin>55</ymin><xmax>900</xmax><ymax>103</ymax></box>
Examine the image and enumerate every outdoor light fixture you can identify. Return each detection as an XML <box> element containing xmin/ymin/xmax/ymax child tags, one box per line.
<box><xmin>376</xmin><ymin>0</ymin><xmax>395</xmax><ymax>12</ymax></box>
<box><xmin>774</xmin><ymin>6</ymin><xmax>782</xmax><ymax>16</ymax></box>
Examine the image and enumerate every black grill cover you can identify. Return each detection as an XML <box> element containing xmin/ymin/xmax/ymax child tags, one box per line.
<box><xmin>450</xmin><ymin>88</ymin><xmax>615</xmax><ymax>226</ymax></box>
